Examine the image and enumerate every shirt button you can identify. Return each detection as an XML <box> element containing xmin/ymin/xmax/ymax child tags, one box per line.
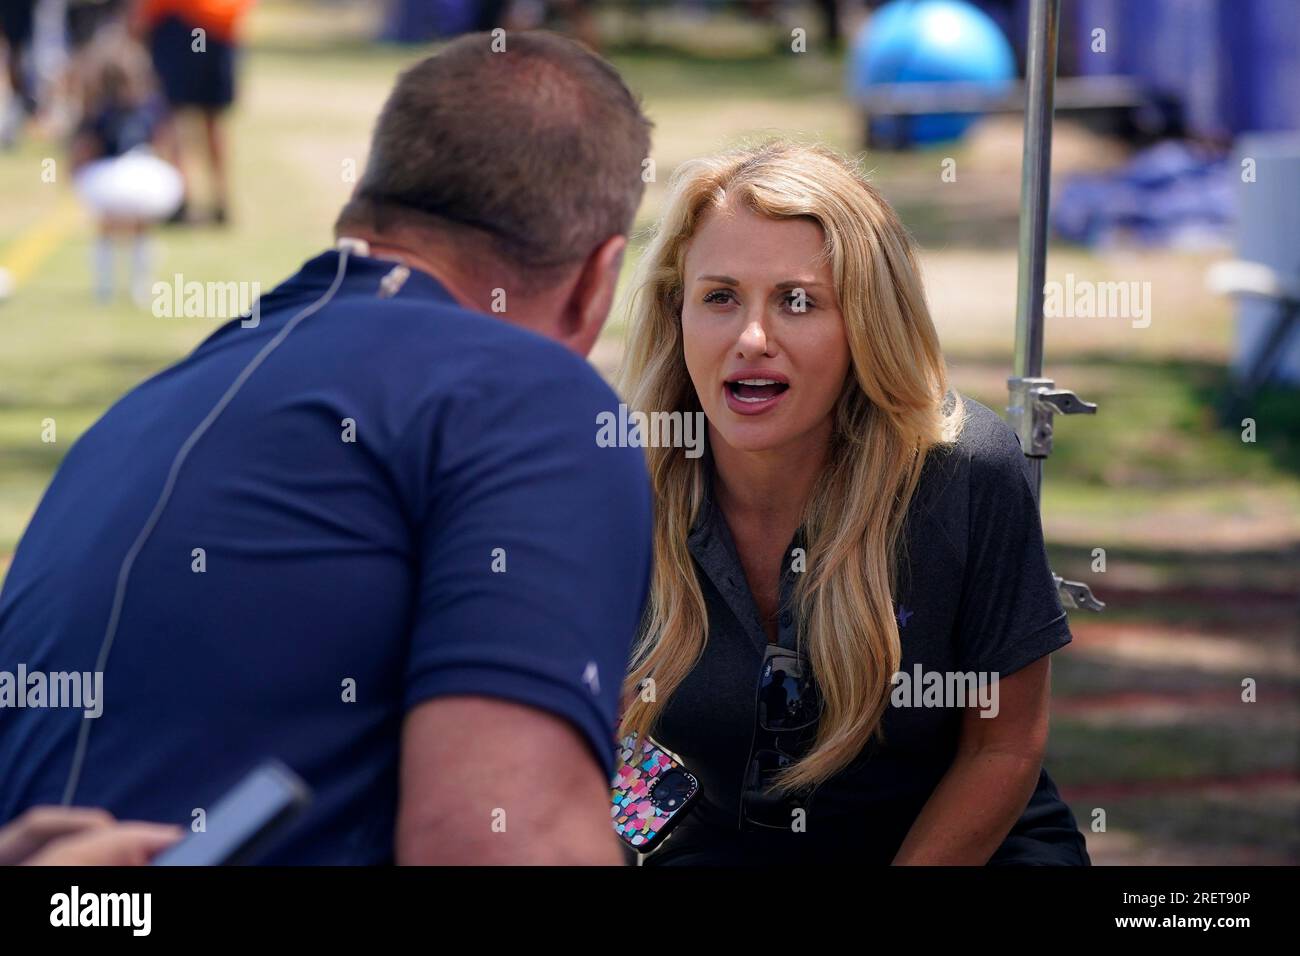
<box><xmin>780</xmin><ymin>611</ymin><xmax>793</xmax><ymax>627</ymax></box>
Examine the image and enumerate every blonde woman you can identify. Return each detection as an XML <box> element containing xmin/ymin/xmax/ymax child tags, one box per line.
<box><xmin>617</xmin><ymin>141</ymin><xmax>1089</xmax><ymax>865</ymax></box>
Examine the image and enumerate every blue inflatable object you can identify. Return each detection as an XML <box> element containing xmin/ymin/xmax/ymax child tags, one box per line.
<box><xmin>848</xmin><ymin>0</ymin><xmax>1016</xmax><ymax>147</ymax></box>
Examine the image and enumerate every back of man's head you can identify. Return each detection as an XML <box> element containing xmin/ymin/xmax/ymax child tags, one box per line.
<box><xmin>336</xmin><ymin>31</ymin><xmax>652</xmax><ymax>292</ymax></box>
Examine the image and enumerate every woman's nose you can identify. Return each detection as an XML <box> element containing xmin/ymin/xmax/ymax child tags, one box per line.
<box><xmin>737</xmin><ymin>315</ymin><xmax>771</xmax><ymax>357</ymax></box>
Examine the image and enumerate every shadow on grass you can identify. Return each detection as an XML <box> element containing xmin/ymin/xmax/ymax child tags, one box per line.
<box><xmin>1048</xmin><ymin>540</ymin><xmax>1300</xmax><ymax>597</ymax></box>
<box><xmin>1048</xmin><ymin>717</ymin><xmax>1299</xmax><ymax>788</ymax></box>
<box><xmin>1079</xmin><ymin>791</ymin><xmax>1299</xmax><ymax>862</ymax></box>
<box><xmin>1052</xmin><ymin>650</ymin><xmax>1300</xmax><ymax>704</ymax></box>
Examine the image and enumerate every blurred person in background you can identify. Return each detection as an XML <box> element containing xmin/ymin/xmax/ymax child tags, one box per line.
<box><xmin>67</xmin><ymin>0</ymin><xmax>131</xmax><ymax>48</ymax></box>
<box><xmin>69</xmin><ymin>24</ymin><xmax>183</xmax><ymax>304</ymax></box>
<box><xmin>0</xmin><ymin>0</ymin><xmax>38</xmax><ymax>147</ymax></box>
<box><xmin>129</xmin><ymin>0</ymin><xmax>255</xmax><ymax>225</ymax></box>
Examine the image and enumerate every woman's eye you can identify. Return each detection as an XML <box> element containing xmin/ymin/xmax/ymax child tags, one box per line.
<box><xmin>703</xmin><ymin>289</ymin><xmax>736</xmax><ymax>305</ymax></box>
<box><xmin>782</xmin><ymin>291</ymin><xmax>815</xmax><ymax>311</ymax></box>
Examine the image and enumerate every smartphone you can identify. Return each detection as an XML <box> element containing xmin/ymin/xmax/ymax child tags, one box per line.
<box><xmin>610</xmin><ymin>733</ymin><xmax>699</xmax><ymax>854</ymax></box>
<box><xmin>152</xmin><ymin>759</ymin><xmax>311</xmax><ymax>866</ymax></box>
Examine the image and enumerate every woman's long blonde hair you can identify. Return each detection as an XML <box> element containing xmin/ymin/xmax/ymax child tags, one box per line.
<box><xmin>616</xmin><ymin>141</ymin><xmax>966</xmax><ymax>792</ymax></box>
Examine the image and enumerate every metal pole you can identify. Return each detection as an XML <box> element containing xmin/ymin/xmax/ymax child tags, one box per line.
<box><xmin>1013</xmin><ymin>0</ymin><xmax>1060</xmax><ymax>505</ymax></box>
<box><xmin>1006</xmin><ymin>0</ymin><xmax>1104</xmax><ymax>612</ymax></box>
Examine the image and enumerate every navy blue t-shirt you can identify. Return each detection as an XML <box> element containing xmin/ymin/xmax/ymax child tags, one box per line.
<box><xmin>0</xmin><ymin>249</ymin><xmax>653</xmax><ymax>863</ymax></box>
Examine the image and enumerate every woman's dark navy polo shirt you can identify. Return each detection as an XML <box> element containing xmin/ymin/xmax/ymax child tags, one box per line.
<box><xmin>647</xmin><ymin>397</ymin><xmax>1090</xmax><ymax>866</ymax></box>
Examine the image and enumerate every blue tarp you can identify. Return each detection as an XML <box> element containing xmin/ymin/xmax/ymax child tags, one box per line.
<box><xmin>1053</xmin><ymin>141</ymin><xmax>1235</xmax><ymax>248</ymax></box>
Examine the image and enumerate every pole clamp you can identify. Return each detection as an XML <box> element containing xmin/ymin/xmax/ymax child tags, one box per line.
<box><xmin>1006</xmin><ymin>376</ymin><xmax>1097</xmax><ymax>458</ymax></box>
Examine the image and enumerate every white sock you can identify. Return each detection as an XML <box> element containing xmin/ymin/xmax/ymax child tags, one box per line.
<box><xmin>93</xmin><ymin>236</ymin><xmax>114</xmax><ymax>303</ymax></box>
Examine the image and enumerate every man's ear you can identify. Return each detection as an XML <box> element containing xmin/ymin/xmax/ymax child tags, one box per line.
<box><xmin>559</xmin><ymin>235</ymin><xmax>627</xmax><ymax>357</ymax></box>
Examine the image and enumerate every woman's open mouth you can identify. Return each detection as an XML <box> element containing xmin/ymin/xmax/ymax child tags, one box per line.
<box><xmin>723</xmin><ymin>374</ymin><xmax>789</xmax><ymax>415</ymax></box>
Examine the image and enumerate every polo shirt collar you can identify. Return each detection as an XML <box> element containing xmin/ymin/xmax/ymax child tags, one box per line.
<box><xmin>269</xmin><ymin>248</ymin><xmax>461</xmax><ymax>306</ymax></box>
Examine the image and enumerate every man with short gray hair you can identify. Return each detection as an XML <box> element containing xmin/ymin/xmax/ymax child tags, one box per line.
<box><xmin>0</xmin><ymin>31</ymin><xmax>654</xmax><ymax>865</ymax></box>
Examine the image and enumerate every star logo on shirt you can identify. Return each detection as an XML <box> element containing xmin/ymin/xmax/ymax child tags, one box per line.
<box><xmin>896</xmin><ymin>605</ymin><xmax>914</xmax><ymax>628</ymax></box>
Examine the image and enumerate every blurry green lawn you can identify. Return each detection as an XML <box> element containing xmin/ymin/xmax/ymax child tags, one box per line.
<box><xmin>1</xmin><ymin>0</ymin><xmax>1296</xmax><ymax>863</ymax></box>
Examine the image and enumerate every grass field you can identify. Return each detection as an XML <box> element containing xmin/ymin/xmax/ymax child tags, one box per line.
<box><xmin>1</xmin><ymin>1</ymin><xmax>1296</xmax><ymax>863</ymax></box>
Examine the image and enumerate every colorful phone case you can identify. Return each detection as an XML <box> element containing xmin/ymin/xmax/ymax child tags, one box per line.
<box><xmin>611</xmin><ymin>733</ymin><xmax>699</xmax><ymax>853</ymax></box>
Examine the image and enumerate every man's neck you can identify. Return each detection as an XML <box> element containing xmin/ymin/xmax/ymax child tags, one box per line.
<box><xmin>335</xmin><ymin>230</ymin><xmax>575</xmax><ymax>343</ymax></box>
<box><xmin>338</xmin><ymin>233</ymin><xmax>485</xmax><ymax>313</ymax></box>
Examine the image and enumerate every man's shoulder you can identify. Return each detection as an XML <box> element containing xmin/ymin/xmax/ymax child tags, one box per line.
<box><xmin>318</xmin><ymin>290</ymin><xmax>620</xmax><ymax>410</ymax></box>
